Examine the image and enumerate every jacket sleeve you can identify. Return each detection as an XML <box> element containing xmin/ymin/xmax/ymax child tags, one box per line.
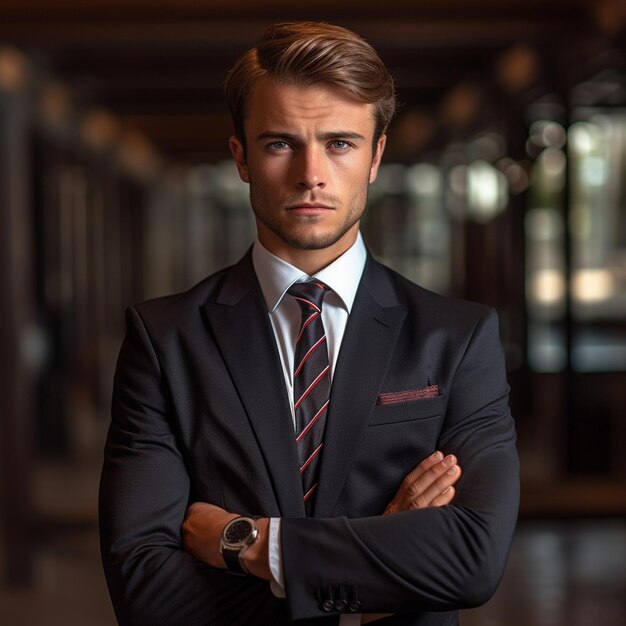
<box><xmin>99</xmin><ymin>306</ymin><xmax>284</xmax><ymax>626</ymax></box>
<box><xmin>280</xmin><ymin>308</ymin><xmax>520</xmax><ymax>619</ymax></box>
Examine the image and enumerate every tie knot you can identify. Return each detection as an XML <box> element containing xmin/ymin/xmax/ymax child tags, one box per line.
<box><xmin>288</xmin><ymin>280</ymin><xmax>328</xmax><ymax>312</ymax></box>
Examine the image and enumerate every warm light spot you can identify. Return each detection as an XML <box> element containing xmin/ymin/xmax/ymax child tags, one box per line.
<box><xmin>572</xmin><ymin>270</ymin><xmax>615</xmax><ymax>303</ymax></box>
<box><xmin>467</xmin><ymin>160</ymin><xmax>507</xmax><ymax>222</ymax></box>
<box><xmin>81</xmin><ymin>109</ymin><xmax>121</xmax><ymax>151</ymax></box>
<box><xmin>0</xmin><ymin>47</ymin><xmax>30</xmax><ymax>92</ymax></box>
<box><xmin>117</xmin><ymin>130</ymin><xmax>162</xmax><ymax>181</ymax></box>
<box><xmin>497</xmin><ymin>45</ymin><xmax>538</xmax><ymax>93</ymax></box>
<box><xmin>529</xmin><ymin>270</ymin><xmax>566</xmax><ymax>305</ymax></box>
<box><xmin>569</xmin><ymin>122</ymin><xmax>601</xmax><ymax>155</ymax></box>
<box><xmin>441</xmin><ymin>83</ymin><xmax>481</xmax><ymax>128</ymax></box>
<box><xmin>38</xmin><ymin>81</ymin><xmax>73</xmax><ymax>127</ymax></box>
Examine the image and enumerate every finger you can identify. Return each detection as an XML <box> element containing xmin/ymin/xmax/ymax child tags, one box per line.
<box><xmin>383</xmin><ymin>502</ymin><xmax>398</xmax><ymax>515</ymax></box>
<box><xmin>405</xmin><ymin>454</ymin><xmax>457</xmax><ymax>496</ymax></box>
<box><xmin>430</xmin><ymin>485</ymin><xmax>455</xmax><ymax>507</ymax></box>
<box><xmin>392</xmin><ymin>453</ymin><xmax>445</xmax><ymax>511</ymax></box>
<box><xmin>385</xmin><ymin>464</ymin><xmax>456</xmax><ymax>514</ymax></box>
<box><xmin>401</xmin><ymin>451</ymin><xmax>444</xmax><ymax>487</ymax></box>
<box><xmin>393</xmin><ymin>454</ymin><xmax>454</xmax><ymax>511</ymax></box>
<box><xmin>407</xmin><ymin>463</ymin><xmax>461</xmax><ymax>509</ymax></box>
<box><xmin>387</xmin><ymin>453</ymin><xmax>460</xmax><ymax>514</ymax></box>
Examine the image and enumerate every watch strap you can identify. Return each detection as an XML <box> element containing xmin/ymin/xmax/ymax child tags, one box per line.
<box><xmin>222</xmin><ymin>546</ymin><xmax>248</xmax><ymax>575</ymax></box>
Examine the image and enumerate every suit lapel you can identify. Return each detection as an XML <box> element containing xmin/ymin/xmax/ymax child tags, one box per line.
<box><xmin>313</xmin><ymin>258</ymin><xmax>407</xmax><ymax>517</ymax></box>
<box><xmin>203</xmin><ymin>253</ymin><xmax>305</xmax><ymax>518</ymax></box>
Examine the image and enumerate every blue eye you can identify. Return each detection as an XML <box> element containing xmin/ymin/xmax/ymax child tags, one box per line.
<box><xmin>268</xmin><ymin>141</ymin><xmax>290</xmax><ymax>151</ymax></box>
<box><xmin>330</xmin><ymin>140</ymin><xmax>351</xmax><ymax>150</ymax></box>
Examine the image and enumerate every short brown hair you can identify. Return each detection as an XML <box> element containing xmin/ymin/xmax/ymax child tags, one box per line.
<box><xmin>225</xmin><ymin>21</ymin><xmax>396</xmax><ymax>150</ymax></box>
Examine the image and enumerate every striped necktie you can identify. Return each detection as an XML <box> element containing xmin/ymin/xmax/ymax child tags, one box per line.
<box><xmin>288</xmin><ymin>280</ymin><xmax>330</xmax><ymax>514</ymax></box>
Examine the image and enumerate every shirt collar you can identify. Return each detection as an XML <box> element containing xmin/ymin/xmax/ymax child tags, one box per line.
<box><xmin>252</xmin><ymin>232</ymin><xmax>367</xmax><ymax>314</ymax></box>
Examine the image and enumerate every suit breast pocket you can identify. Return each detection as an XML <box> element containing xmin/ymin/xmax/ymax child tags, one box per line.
<box><xmin>338</xmin><ymin>395</ymin><xmax>447</xmax><ymax>517</ymax></box>
<box><xmin>368</xmin><ymin>395</ymin><xmax>445</xmax><ymax>426</ymax></box>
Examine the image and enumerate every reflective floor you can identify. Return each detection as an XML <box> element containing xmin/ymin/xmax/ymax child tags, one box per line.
<box><xmin>0</xmin><ymin>528</ymin><xmax>115</xmax><ymax>626</ymax></box>
<box><xmin>462</xmin><ymin>519</ymin><xmax>626</xmax><ymax>626</ymax></box>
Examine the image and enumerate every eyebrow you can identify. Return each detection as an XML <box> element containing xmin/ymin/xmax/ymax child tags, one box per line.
<box><xmin>255</xmin><ymin>131</ymin><xmax>367</xmax><ymax>143</ymax></box>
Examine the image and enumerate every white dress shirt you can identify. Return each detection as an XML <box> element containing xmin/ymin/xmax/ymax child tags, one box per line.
<box><xmin>252</xmin><ymin>233</ymin><xmax>366</xmax><ymax>625</ymax></box>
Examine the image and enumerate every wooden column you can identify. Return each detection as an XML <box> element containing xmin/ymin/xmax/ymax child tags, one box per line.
<box><xmin>0</xmin><ymin>88</ymin><xmax>36</xmax><ymax>585</ymax></box>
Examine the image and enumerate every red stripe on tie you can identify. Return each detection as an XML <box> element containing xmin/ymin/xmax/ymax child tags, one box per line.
<box><xmin>303</xmin><ymin>483</ymin><xmax>318</xmax><ymax>502</ymax></box>
<box><xmin>294</xmin><ymin>335</ymin><xmax>327</xmax><ymax>378</ymax></box>
<box><xmin>294</xmin><ymin>365</ymin><xmax>330</xmax><ymax>410</ymax></box>
<box><xmin>292</xmin><ymin>296</ymin><xmax>321</xmax><ymax>313</ymax></box>
<box><xmin>300</xmin><ymin>442</ymin><xmax>323</xmax><ymax>473</ymax></box>
<box><xmin>296</xmin><ymin>400</ymin><xmax>329</xmax><ymax>443</ymax></box>
<box><xmin>296</xmin><ymin>311</ymin><xmax>319</xmax><ymax>344</ymax></box>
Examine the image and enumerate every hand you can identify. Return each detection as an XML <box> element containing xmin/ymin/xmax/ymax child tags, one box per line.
<box><xmin>182</xmin><ymin>502</ymin><xmax>271</xmax><ymax>580</ymax></box>
<box><xmin>384</xmin><ymin>451</ymin><xmax>461</xmax><ymax>515</ymax></box>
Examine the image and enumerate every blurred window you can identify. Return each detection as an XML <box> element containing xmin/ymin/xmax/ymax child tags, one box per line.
<box><xmin>526</xmin><ymin>110</ymin><xmax>626</xmax><ymax>372</ymax></box>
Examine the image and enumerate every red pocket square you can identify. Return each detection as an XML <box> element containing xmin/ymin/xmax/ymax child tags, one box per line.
<box><xmin>376</xmin><ymin>385</ymin><xmax>439</xmax><ymax>406</ymax></box>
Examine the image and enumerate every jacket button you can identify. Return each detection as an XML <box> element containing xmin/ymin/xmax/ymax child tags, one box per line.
<box><xmin>322</xmin><ymin>599</ymin><xmax>335</xmax><ymax>612</ymax></box>
<box><xmin>349</xmin><ymin>600</ymin><xmax>362</xmax><ymax>612</ymax></box>
<box><xmin>335</xmin><ymin>599</ymin><xmax>347</xmax><ymax>612</ymax></box>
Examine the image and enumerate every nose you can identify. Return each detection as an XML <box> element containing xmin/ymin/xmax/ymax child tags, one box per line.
<box><xmin>295</xmin><ymin>147</ymin><xmax>327</xmax><ymax>190</ymax></box>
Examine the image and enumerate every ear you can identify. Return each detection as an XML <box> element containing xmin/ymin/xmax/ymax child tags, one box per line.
<box><xmin>229</xmin><ymin>136</ymin><xmax>249</xmax><ymax>183</ymax></box>
<box><xmin>369</xmin><ymin>134</ymin><xmax>387</xmax><ymax>184</ymax></box>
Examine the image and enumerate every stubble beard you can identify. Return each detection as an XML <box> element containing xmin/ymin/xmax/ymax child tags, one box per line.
<box><xmin>249</xmin><ymin>183</ymin><xmax>370</xmax><ymax>251</ymax></box>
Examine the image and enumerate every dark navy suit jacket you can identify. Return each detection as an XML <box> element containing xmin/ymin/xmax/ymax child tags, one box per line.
<box><xmin>99</xmin><ymin>250</ymin><xmax>519</xmax><ymax>626</ymax></box>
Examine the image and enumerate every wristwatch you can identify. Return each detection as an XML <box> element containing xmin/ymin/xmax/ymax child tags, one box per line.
<box><xmin>220</xmin><ymin>516</ymin><xmax>259</xmax><ymax>575</ymax></box>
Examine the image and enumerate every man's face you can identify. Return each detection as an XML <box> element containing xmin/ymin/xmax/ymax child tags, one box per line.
<box><xmin>230</xmin><ymin>77</ymin><xmax>386</xmax><ymax>265</ymax></box>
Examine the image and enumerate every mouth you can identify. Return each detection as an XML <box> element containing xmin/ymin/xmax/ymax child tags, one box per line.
<box><xmin>287</xmin><ymin>203</ymin><xmax>334</xmax><ymax>213</ymax></box>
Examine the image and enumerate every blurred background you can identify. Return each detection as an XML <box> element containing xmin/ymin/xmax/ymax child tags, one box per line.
<box><xmin>0</xmin><ymin>1</ymin><xmax>625</xmax><ymax>624</ymax></box>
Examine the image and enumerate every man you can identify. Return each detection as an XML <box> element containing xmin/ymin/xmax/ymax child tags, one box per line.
<box><xmin>99</xmin><ymin>21</ymin><xmax>519</xmax><ymax>626</ymax></box>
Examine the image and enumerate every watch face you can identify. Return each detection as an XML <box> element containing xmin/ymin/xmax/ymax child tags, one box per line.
<box><xmin>225</xmin><ymin>519</ymin><xmax>253</xmax><ymax>544</ymax></box>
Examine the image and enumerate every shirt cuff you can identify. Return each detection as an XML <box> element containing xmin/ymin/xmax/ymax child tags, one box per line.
<box><xmin>268</xmin><ymin>517</ymin><xmax>285</xmax><ymax>598</ymax></box>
